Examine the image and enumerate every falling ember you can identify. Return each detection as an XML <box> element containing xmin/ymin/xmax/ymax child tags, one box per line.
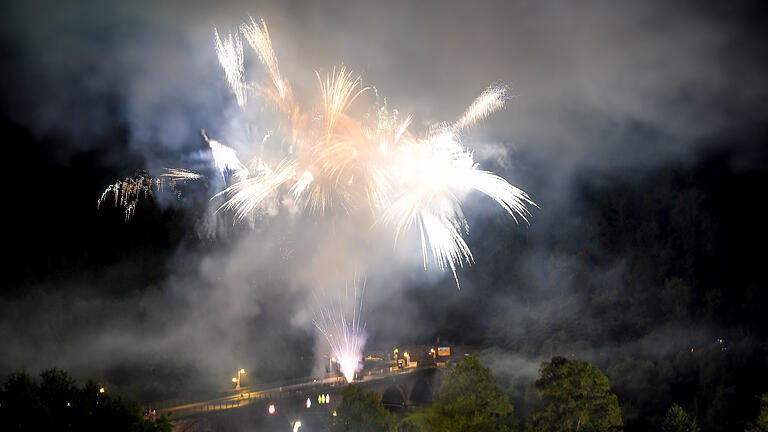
<box><xmin>97</xmin><ymin>170</ymin><xmax>198</xmax><ymax>220</ymax></box>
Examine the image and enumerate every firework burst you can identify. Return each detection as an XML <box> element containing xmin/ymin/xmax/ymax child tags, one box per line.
<box><xmin>208</xmin><ymin>21</ymin><xmax>535</xmax><ymax>282</ymax></box>
<box><xmin>98</xmin><ymin>18</ymin><xmax>535</xmax><ymax>286</ymax></box>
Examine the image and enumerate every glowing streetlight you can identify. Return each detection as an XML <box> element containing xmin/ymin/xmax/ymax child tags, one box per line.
<box><xmin>393</xmin><ymin>348</ymin><xmax>399</xmax><ymax>359</ymax></box>
<box><xmin>234</xmin><ymin>368</ymin><xmax>246</xmax><ymax>390</ymax></box>
<box><xmin>99</xmin><ymin>387</ymin><xmax>105</xmax><ymax>394</ymax></box>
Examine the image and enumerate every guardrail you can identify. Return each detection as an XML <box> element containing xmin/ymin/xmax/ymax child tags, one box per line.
<box><xmin>149</xmin><ymin>365</ymin><xmax>439</xmax><ymax>419</ymax></box>
<box><xmin>142</xmin><ymin>373</ymin><xmax>345</xmax><ymax>412</ymax></box>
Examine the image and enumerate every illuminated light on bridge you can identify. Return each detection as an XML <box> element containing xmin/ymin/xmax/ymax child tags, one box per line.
<box><xmin>149</xmin><ymin>362</ymin><xmax>437</xmax><ymax>420</ymax></box>
<box><xmin>306</xmin><ymin>398</ymin><xmax>311</xmax><ymax>408</ymax></box>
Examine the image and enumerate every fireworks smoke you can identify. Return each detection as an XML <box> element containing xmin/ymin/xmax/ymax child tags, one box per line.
<box><xmin>98</xmin><ymin>17</ymin><xmax>535</xmax><ymax>286</ymax></box>
<box><xmin>209</xmin><ymin>21</ymin><xmax>535</xmax><ymax>283</ymax></box>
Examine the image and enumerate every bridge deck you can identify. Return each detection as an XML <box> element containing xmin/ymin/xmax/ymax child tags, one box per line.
<box><xmin>153</xmin><ymin>365</ymin><xmax>435</xmax><ymax>420</ymax></box>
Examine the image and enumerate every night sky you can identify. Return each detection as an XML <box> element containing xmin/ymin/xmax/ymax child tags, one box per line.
<box><xmin>2</xmin><ymin>1</ymin><xmax>768</xmax><ymax>431</ymax></box>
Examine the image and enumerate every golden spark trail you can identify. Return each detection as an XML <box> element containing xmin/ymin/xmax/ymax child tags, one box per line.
<box><xmin>161</xmin><ymin>168</ymin><xmax>203</xmax><ymax>181</ymax></box>
<box><xmin>455</xmin><ymin>84</ymin><xmax>509</xmax><ymax>131</ymax></box>
<box><xmin>241</xmin><ymin>17</ymin><xmax>293</xmax><ymax>107</ymax></box>
<box><xmin>214</xmin><ymin>27</ymin><xmax>247</xmax><ymax>108</ymax></box>
<box><xmin>98</xmin><ymin>18</ymin><xmax>535</xmax><ymax>285</ymax></box>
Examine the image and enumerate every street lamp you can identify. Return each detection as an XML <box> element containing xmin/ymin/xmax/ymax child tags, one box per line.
<box><xmin>393</xmin><ymin>348</ymin><xmax>398</xmax><ymax>359</ymax></box>
<box><xmin>234</xmin><ymin>368</ymin><xmax>246</xmax><ymax>390</ymax></box>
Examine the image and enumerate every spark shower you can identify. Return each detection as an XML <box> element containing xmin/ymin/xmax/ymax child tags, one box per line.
<box><xmin>98</xmin><ymin>17</ymin><xmax>535</xmax><ymax>383</ymax></box>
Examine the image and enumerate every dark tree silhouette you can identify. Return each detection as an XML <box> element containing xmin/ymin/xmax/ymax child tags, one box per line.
<box><xmin>427</xmin><ymin>356</ymin><xmax>517</xmax><ymax>432</ymax></box>
<box><xmin>0</xmin><ymin>369</ymin><xmax>171</xmax><ymax>432</ymax></box>
<box><xmin>746</xmin><ymin>393</ymin><xmax>768</xmax><ymax>432</ymax></box>
<box><xmin>329</xmin><ymin>384</ymin><xmax>393</xmax><ymax>432</ymax></box>
<box><xmin>661</xmin><ymin>404</ymin><xmax>699</xmax><ymax>432</ymax></box>
<box><xmin>527</xmin><ymin>356</ymin><xmax>622</xmax><ymax>432</ymax></box>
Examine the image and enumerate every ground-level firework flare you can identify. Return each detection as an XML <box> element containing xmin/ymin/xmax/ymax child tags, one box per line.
<box><xmin>312</xmin><ymin>282</ymin><xmax>367</xmax><ymax>383</ymax></box>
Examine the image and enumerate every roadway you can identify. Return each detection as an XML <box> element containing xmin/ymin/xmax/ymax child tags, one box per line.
<box><xmin>152</xmin><ymin>365</ymin><xmax>433</xmax><ymax>420</ymax></box>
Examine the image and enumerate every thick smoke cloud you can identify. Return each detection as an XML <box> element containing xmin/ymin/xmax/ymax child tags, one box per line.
<box><xmin>1</xmin><ymin>2</ymin><xmax>766</xmax><ymax>425</ymax></box>
<box><xmin>4</xmin><ymin>1</ymin><xmax>763</xmax><ymax>167</ymax></box>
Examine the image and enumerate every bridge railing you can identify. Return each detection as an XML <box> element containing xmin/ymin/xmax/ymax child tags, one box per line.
<box><xmin>170</xmin><ymin>384</ymin><xmax>331</xmax><ymax>419</ymax></box>
<box><xmin>162</xmin><ymin>365</ymin><xmax>440</xmax><ymax>419</ymax></box>
<box><xmin>143</xmin><ymin>373</ymin><xmax>346</xmax><ymax>412</ymax></box>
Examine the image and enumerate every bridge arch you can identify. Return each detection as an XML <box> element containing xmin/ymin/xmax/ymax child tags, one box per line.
<box><xmin>409</xmin><ymin>377</ymin><xmax>434</xmax><ymax>405</ymax></box>
<box><xmin>381</xmin><ymin>385</ymin><xmax>407</xmax><ymax>410</ymax></box>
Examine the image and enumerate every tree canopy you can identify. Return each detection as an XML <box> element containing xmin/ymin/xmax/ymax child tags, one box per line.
<box><xmin>0</xmin><ymin>369</ymin><xmax>171</xmax><ymax>432</ymax></box>
<box><xmin>329</xmin><ymin>384</ymin><xmax>393</xmax><ymax>432</ymax></box>
<box><xmin>661</xmin><ymin>404</ymin><xmax>700</xmax><ymax>432</ymax></box>
<box><xmin>426</xmin><ymin>356</ymin><xmax>517</xmax><ymax>432</ymax></box>
<box><xmin>527</xmin><ymin>356</ymin><xmax>622</xmax><ymax>432</ymax></box>
<box><xmin>746</xmin><ymin>393</ymin><xmax>768</xmax><ymax>432</ymax></box>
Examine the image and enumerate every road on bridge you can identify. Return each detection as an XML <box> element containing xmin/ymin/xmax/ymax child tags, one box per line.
<box><xmin>152</xmin><ymin>365</ymin><xmax>434</xmax><ymax>420</ymax></box>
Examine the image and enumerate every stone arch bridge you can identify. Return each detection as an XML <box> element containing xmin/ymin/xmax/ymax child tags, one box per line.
<box><xmin>163</xmin><ymin>366</ymin><xmax>444</xmax><ymax>431</ymax></box>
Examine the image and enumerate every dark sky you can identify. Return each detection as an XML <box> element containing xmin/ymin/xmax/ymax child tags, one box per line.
<box><xmin>2</xmin><ymin>1</ymin><xmax>768</xmax><ymax>429</ymax></box>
